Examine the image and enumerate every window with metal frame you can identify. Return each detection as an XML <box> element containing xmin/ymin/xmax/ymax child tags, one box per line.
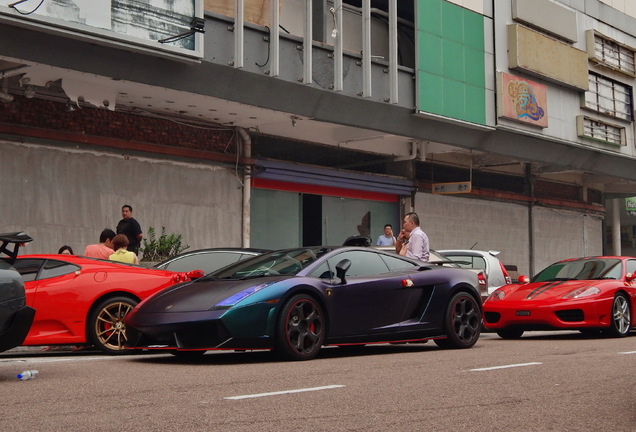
<box><xmin>578</xmin><ymin>116</ymin><xmax>624</xmax><ymax>146</ymax></box>
<box><xmin>585</xmin><ymin>72</ymin><xmax>633</xmax><ymax>121</ymax></box>
<box><xmin>593</xmin><ymin>34</ymin><xmax>636</xmax><ymax>76</ymax></box>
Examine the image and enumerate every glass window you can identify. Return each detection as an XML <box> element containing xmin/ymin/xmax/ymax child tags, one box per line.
<box><xmin>534</xmin><ymin>259</ymin><xmax>621</xmax><ymax>282</ymax></box>
<box><xmin>585</xmin><ymin>73</ymin><xmax>633</xmax><ymax>121</ymax></box>
<box><xmin>39</xmin><ymin>260</ymin><xmax>80</xmax><ymax>279</ymax></box>
<box><xmin>310</xmin><ymin>261</ymin><xmax>334</xmax><ymax>279</ymax></box>
<box><xmin>11</xmin><ymin>259</ymin><xmax>45</xmax><ymax>282</ymax></box>
<box><xmin>211</xmin><ymin>247</ymin><xmax>332</xmax><ymax>280</ymax></box>
<box><xmin>251</xmin><ymin>189</ymin><xmax>301</xmax><ymax>249</ymax></box>
<box><xmin>163</xmin><ymin>252</ymin><xmax>242</xmax><ymax>273</ymax></box>
<box><xmin>625</xmin><ymin>260</ymin><xmax>636</xmax><ymax>277</ymax></box>
<box><xmin>322</xmin><ymin>196</ymin><xmax>398</xmax><ymax>247</ymax></box>
<box><xmin>325</xmin><ymin>250</ymin><xmax>390</xmax><ymax>277</ymax></box>
<box><xmin>580</xmin><ymin>116</ymin><xmax>624</xmax><ymax>145</ymax></box>
<box><xmin>594</xmin><ymin>34</ymin><xmax>636</xmax><ymax>75</ymax></box>
<box><xmin>442</xmin><ymin>255</ymin><xmax>486</xmax><ymax>270</ymax></box>
<box><xmin>379</xmin><ymin>253</ymin><xmax>421</xmax><ymax>271</ymax></box>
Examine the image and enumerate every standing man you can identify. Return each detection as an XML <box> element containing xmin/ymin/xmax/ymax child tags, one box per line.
<box><xmin>116</xmin><ymin>204</ymin><xmax>143</xmax><ymax>255</ymax></box>
<box><xmin>396</xmin><ymin>212</ymin><xmax>429</xmax><ymax>262</ymax></box>
<box><xmin>376</xmin><ymin>224</ymin><xmax>396</xmax><ymax>246</ymax></box>
<box><xmin>84</xmin><ymin>228</ymin><xmax>116</xmax><ymax>259</ymax></box>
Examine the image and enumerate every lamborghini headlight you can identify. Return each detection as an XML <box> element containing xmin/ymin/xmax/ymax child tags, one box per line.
<box><xmin>215</xmin><ymin>282</ymin><xmax>274</xmax><ymax>307</ymax></box>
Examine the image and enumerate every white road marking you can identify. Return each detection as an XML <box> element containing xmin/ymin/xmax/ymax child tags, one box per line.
<box><xmin>470</xmin><ymin>362</ymin><xmax>542</xmax><ymax>372</ymax></box>
<box><xmin>618</xmin><ymin>351</ymin><xmax>636</xmax><ymax>355</ymax></box>
<box><xmin>224</xmin><ymin>384</ymin><xmax>345</xmax><ymax>400</ymax></box>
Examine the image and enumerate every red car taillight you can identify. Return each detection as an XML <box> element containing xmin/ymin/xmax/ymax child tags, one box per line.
<box><xmin>170</xmin><ymin>273</ymin><xmax>191</xmax><ymax>283</ymax></box>
<box><xmin>500</xmin><ymin>262</ymin><xmax>512</xmax><ymax>284</ymax></box>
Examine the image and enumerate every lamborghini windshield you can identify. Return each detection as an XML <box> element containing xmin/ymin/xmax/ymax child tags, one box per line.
<box><xmin>205</xmin><ymin>247</ymin><xmax>334</xmax><ymax>280</ymax></box>
<box><xmin>532</xmin><ymin>258</ymin><xmax>622</xmax><ymax>282</ymax></box>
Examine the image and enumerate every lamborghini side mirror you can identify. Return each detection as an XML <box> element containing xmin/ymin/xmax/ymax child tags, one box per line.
<box><xmin>335</xmin><ymin>259</ymin><xmax>351</xmax><ymax>284</ymax></box>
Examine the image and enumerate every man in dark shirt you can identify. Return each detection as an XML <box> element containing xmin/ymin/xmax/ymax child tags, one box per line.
<box><xmin>116</xmin><ymin>204</ymin><xmax>143</xmax><ymax>254</ymax></box>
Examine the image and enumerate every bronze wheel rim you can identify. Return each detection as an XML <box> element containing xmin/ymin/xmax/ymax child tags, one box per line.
<box><xmin>94</xmin><ymin>301</ymin><xmax>134</xmax><ymax>351</ymax></box>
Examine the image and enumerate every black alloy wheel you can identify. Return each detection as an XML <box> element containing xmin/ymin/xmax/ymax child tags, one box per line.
<box><xmin>275</xmin><ymin>294</ymin><xmax>325</xmax><ymax>361</ymax></box>
<box><xmin>435</xmin><ymin>291</ymin><xmax>481</xmax><ymax>349</ymax></box>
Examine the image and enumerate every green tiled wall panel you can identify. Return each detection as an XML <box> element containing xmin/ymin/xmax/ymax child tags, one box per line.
<box><xmin>417</xmin><ymin>0</ymin><xmax>486</xmax><ymax>125</ymax></box>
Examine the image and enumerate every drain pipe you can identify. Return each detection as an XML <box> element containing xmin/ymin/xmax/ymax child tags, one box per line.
<box><xmin>237</xmin><ymin>127</ymin><xmax>251</xmax><ymax>248</ymax></box>
<box><xmin>393</xmin><ymin>140</ymin><xmax>424</xmax><ymax>162</ymax></box>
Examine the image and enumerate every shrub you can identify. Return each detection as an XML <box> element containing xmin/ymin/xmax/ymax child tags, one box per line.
<box><xmin>140</xmin><ymin>226</ymin><xmax>189</xmax><ymax>262</ymax></box>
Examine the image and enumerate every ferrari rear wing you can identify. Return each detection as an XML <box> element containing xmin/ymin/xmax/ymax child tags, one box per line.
<box><xmin>0</xmin><ymin>232</ymin><xmax>33</xmax><ymax>263</ymax></box>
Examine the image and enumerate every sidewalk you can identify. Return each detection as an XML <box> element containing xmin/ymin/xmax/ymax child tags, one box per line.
<box><xmin>2</xmin><ymin>345</ymin><xmax>96</xmax><ymax>355</ymax></box>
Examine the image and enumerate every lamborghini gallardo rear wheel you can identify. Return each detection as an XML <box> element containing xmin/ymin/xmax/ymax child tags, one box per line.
<box><xmin>435</xmin><ymin>291</ymin><xmax>481</xmax><ymax>349</ymax></box>
<box><xmin>275</xmin><ymin>294</ymin><xmax>325</xmax><ymax>361</ymax></box>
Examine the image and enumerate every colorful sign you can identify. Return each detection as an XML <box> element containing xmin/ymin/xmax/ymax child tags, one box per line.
<box><xmin>626</xmin><ymin>197</ymin><xmax>636</xmax><ymax>216</ymax></box>
<box><xmin>498</xmin><ymin>72</ymin><xmax>548</xmax><ymax>128</ymax></box>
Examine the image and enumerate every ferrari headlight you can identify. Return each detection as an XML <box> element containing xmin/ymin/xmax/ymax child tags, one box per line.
<box><xmin>215</xmin><ymin>282</ymin><xmax>274</xmax><ymax>307</ymax></box>
<box><xmin>486</xmin><ymin>290</ymin><xmax>506</xmax><ymax>302</ymax></box>
<box><xmin>563</xmin><ymin>286</ymin><xmax>600</xmax><ymax>299</ymax></box>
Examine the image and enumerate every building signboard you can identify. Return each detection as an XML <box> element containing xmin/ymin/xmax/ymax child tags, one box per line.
<box><xmin>498</xmin><ymin>72</ymin><xmax>548</xmax><ymax>128</ymax></box>
<box><xmin>0</xmin><ymin>0</ymin><xmax>204</xmax><ymax>59</ymax></box>
<box><xmin>432</xmin><ymin>182</ymin><xmax>472</xmax><ymax>195</ymax></box>
<box><xmin>626</xmin><ymin>197</ymin><xmax>636</xmax><ymax>216</ymax></box>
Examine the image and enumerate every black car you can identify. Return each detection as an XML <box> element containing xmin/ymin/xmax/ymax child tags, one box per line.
<box><xmin>126</xmin><ymin>246</ymin><xmax>482</xmax><ymax>360</ymax></box>
<box><xmin>0</xmin><ymin>232</ymin><xmax>36</xmax><ymax>352</ymax></box>
<box><xmin>153</xmin><ymin>247</ymin><xmax>270</xmax><ymax>274</ymax></box>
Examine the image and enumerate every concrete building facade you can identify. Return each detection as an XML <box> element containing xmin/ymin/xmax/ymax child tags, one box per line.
<box><xmin>1</xmin><ymin>0</ymin><xmax>635</xmax><ymax>276</ymax></box>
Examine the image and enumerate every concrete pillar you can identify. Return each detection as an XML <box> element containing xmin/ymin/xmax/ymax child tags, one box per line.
<box><xmin>238</xmin><ymin>128</ymin><xmax>251</xmax><ymax>248</ymax></box>
<box><xmin>612</xmin><ymin>198</ymin><xmax>621</xmax><ymax>256</ymax></box>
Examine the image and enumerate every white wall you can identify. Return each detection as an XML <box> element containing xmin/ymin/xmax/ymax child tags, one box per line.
<box><xmin>1</xmin><ymin>140</ymin><xmax>243</xmax><ymax>256</ymax></box>
<box><xmin>532</xmin><ymin>206</ymin><xmax>604</xmax><ymax>272</ymax></box>
<box><xmin>598</xmin><ymin>0</ymin><xmax>636</xmax><ymax>18</ymax></box>
<box><xmin>413</xmin><ymin>192</ymin><xmax>602</xmax><ymax>276</ymax></box>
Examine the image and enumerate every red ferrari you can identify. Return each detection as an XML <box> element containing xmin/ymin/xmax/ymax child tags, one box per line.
<box><xmin>11</xmin><ymin>254</ymin><xmax>201</xmax><ymax>354</ymax></box>
<box><xmin>483</xmin><ymin>256</ymin><xmax>636</xmax><ymax>339</ymax></box>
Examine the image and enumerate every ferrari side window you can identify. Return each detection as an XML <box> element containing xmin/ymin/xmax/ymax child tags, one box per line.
<box><xmin>10</xmin><ymin>258</ymin><xmax>45</xmax><ymax>282</ymax></box>
<box><xmin>626</xmin><ymin>260</ymin><xmax>636</xmax><ymax>276</ymax></box>
<box><xmin>599</xmin><ymin>261</ymin><xmax>622</xmax><ymax>279</ymax></box>
<box><xmin>40</xmin><ymin>260</ymin><xmax>81</xmax><ymax>280</ymax></box>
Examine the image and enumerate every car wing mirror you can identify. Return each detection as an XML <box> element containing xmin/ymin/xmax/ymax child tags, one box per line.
<box><xmin>518</xmin><ymin>275</ymin><xmax>530</xmax><ymax>284</ymax></box>
<box><xmin>335</xmin><ymin>259</ymin><xmax>351</xmax><ymax>284</ymax></box>
<box><xmin>187</xmin><ymin>270</ymin><xmax>205</xmax><ymax>280</ymax></box>
<box><xmin>626</xmin><ymin>272</ymin><xmax>636</xmax><ymax>282</ymax></box>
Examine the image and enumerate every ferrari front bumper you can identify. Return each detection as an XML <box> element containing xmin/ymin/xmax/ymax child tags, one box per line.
<box><xmin>483</xmin><ymin>297</ymin><xmax>612</xmax><ymax>330</ymax></box>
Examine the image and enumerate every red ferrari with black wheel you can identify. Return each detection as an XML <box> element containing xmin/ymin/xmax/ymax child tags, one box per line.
<box><xmin>11</xmin><ymin>255</ymin><xmax>202</xmax><ymax>354</ymax></box>
<box><xmin>483</xmin><ymin>256</ymin><xmax>636</xmax><ymax>339</ymax></box>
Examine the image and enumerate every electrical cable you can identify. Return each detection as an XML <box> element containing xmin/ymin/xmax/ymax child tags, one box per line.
<box><xmin>9</xmin><ymin>0</ymin><xmax>44</xmax><ymax>15</ymax></box>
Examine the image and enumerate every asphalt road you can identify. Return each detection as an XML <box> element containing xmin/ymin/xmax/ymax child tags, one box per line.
<box><xmin>1</xmin><ymin>331</ymin><xmax>635</xmax><ymax>432</ymax></box>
